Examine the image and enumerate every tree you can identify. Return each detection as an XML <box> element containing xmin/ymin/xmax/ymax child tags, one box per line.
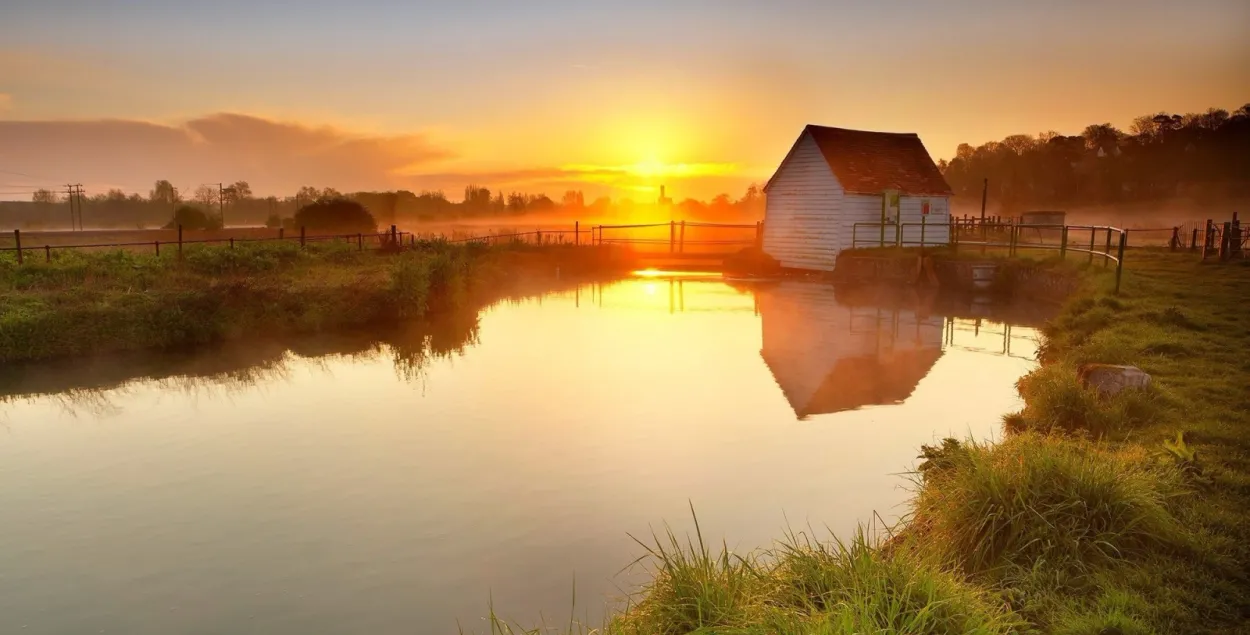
<box><xmin>561</xmin><ymin>190</ymin><xmax>585</xmax><ymax>209</ymax></box>
<box><xmin>193</xmin><ymin>184</ymin><xmax>218</xmax><ymax>208</ymax></box>
<box><xmin>165</xmin><ymin>205</ymin><xmax>222</xmax><ymax>231</ymax></box>
<box><xmin>223</xmin><ymin>180</ymin><xmax>252</xmax><ymax>205</ymax></box>
<box><xmin>294</xmin><ymin>198</ymin><xmax>377</xmax><ymax>233</ymax></box>
<box><xmin>1081</xmin><ymin>123</ymin><xmax>1122</xmax><ymax>152</ymax></box>
<box><xmin>150</xmin><ymin>180</ymin><xmax>180</xmax><ymax>205</ymax></box>
<box><xmin>31</xmin><ymin>189</ymin><xmax>59</xmax><ymax>205</ymax></box>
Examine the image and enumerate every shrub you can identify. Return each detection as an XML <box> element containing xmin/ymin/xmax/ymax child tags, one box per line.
<box><xmin>294</xmin><ymin>198</ymin><xmax>377</xmax><ymax>234</ymax></box>
<box><xmin>165</xmin><ymin>205</ymin><xmax>222</xmax><ymax>231</ymax></box>
<box><xmin>910</xmin><ymin>433</ymin><xmax>1188</xmax><ymax>576</ymax></box>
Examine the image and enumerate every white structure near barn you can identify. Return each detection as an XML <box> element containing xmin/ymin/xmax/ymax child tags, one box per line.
<box><xmin>761</xmin><ymin>125</ymin><xmax>954</xmax><ymax>271</ymax></box>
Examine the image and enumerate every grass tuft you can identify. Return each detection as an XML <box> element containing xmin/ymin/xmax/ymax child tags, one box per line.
<box><xmin>909</xmin><ymin>433</ymin><xmax>1188</xmax><ymax>576</ymax></box>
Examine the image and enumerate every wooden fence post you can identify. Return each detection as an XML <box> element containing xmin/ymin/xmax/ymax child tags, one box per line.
<box><xmin>178</xmin><ymin>224</ymin><xmax>184</xmax><ymax>259</ymax></box>
<box><xmin>575</xmin><ymin>221</ymin><xmax>579</xmax><ymax>246</ymax></box>
<box><xmin>669</xmin><ymin>220</ymin><xmax>675</xmax><ymax>253</ymax></box>
<box><xmin>1169</xmin><ymin>226</ymin><xmax>1179</xmax><ymax>251</ymax></box>
<box><xmin>1115</xmin><ymin>230</ymin><xmax>1127</xmax><ymax>293</ymax></box>
<box><xmin>1088</xmin><ymin>227</ymin><xmax>1096</xmax><ymax>264</ymax></box>
<box><xmin>230</xmin><ymin>237</ymin><xmax>235</xmax><ymax>249</ymax></box>
<box><xmin>920</xmin><ymin>214</ymin><xmax>926</xmax><ymax>249</ymax></box>
<box><xmin>357</xmin><ymin>233</ymin><xmax>363</xmax><ymax>251</ymax></box>
<box><xmin>155</xmin><ymin>240</ymin><xmax>160</xmax><ymax>257</ymax></box>
<box><xmin>300</xmin><ymin>226</ymin><xmax>306</xmax><ymax>248</ymax></box>
<box><xmin>1060</xmin><ymin>226</ymin><xmax>1068</xmax><ymax>260</ymax></box>
<box><xmin>45</xmin><ymin>245</ymin><xmax>51</xmax><ymax>262</ymax></box>
<box><xmin>1220</xmin><ymin>222</ymin><xmax>1232</xmax><ymax>261</ymax></box>
<box><xmin>1190</xmin><ymin>227</ymin><xmax>1198</xmax><ymax>250</ymax></box>
<box><xmin>14</xmin><ymin>229</ymin><xmax>21</xmax><ymax>265</ymax></box>
<box><xmin>679</xmin><ymin>220</ymin><xmax>686</xmax><ymax>253</ymax></box>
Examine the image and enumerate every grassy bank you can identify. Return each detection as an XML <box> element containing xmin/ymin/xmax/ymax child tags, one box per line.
<box><xmin>0</xmin><ymin>240</ymin><xmax>622</xmax><ymax>363</ymax></box>
<box><xmin>485</xmin><ymin>250</ymin><xmax>1249</xmax><ymax>634</ymax></box>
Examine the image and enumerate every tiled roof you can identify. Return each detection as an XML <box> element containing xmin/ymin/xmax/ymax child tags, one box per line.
<box><xmin>767</xmin><ymin>125</ymin><xmax>953</xmax><ymax>196</ymax></box>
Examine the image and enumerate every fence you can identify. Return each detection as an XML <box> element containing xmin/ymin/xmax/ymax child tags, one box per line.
<box><xmin>851</xmin><ymin>218</ymin><xmax>1129</xmax><ymax>292</ymax></box>
<box><xmin>2</xmin><ymin>225</ymin><xmax>412</xmax><ymax>264</ymax></box>
<box><xmin>1</xmin><ymin>220</ymin><xmax>763</xmax><ymax>265</ymax></box>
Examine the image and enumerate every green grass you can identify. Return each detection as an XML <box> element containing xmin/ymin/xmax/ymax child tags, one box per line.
<box><xmin>473</xmin><ymin>249</ymin><xmax>1250</xmax><ymax>634</ymax></box>
<box><xmin>0</xmin><ymin>240</ymin><xmax>620</xmax><ymax>363</ymax></box>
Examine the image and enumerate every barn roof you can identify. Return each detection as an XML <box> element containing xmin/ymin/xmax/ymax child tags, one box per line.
<box><xmin>763</xmin><ymin>347</ymin><xmax>944</xmax><ymax>419</ymax></box>
<box><xmin>764</xmin><ymin>125</ymin><xmax>953</xmax><ymax>196</ymax></box>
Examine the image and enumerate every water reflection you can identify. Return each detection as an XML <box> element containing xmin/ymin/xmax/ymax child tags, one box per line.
<box><xmin>0</xmin><ymin>275</ymin><xmax>1052</xmax><ymax>635</ymax></box>
<box><xmin>757</xmin><ymin>282</ymin><xmax>1045</xmax><ymax>419</ymax></box>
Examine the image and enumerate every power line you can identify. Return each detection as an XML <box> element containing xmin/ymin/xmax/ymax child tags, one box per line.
<box><xmin>0</xmin><ymin>168</ymin><xmax>62</xmax><ymax>183</ymax></box>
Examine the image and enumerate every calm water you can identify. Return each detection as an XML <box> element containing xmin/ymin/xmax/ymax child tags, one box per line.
<box><xmin>0</xmin><ymin>276</ymin><xmax>1047</xmax><ymax>634</ymax></box>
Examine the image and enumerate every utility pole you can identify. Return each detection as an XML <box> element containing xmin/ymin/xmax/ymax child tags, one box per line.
<box><xmin>64</xmin><ymin>184</ymin><xmax>84</xmax><ymax>231</ymax></box>
<box><xmin>217</xmin><ymin>183</ymin><xmax>225</xmax><ymax>228</ymax></box>
<box><xmin>64</xmin><ymin>184</ymin><xmax>76</xmax><ymax>231</ymax></box>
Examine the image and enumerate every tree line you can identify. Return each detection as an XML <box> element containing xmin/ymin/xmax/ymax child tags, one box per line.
<box><xmin>2</xmin><ymin>180</ymin><xmax>765</xmax><ymax>230</ymax></box>
<box><xmin>940</xmin><ymin>103</ymin><xmax>1250</xmax><ymax>211</ymax></box>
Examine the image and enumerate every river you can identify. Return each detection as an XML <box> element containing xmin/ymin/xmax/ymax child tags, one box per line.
<box><xmin>0</xmin><ymin>274</ymin><xmax>1048</xmax><ymax>634</ymax></box>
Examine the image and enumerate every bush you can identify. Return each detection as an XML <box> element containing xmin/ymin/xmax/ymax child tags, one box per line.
<box><xmin>165</xmin><ymin>205</ymin><xmax>222</xmax><ymax>231</ymax></box>
<box><xmin>910</xmin><ymin>433</ymin><xmax>1187</xmax><ymax>576</ymax></box>
<box><xmin>294</xmin><ymin>198</ymin><xmax>377</xmax><ymax>234</ymax></box>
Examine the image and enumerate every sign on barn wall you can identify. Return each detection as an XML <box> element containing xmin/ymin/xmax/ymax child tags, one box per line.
<box><xmin>921</xmin><ymin>199</ymin><xmax>931</xmax><ymax>215</ymax></box>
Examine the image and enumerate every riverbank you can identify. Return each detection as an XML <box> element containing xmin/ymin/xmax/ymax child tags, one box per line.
<box><xmin>0</xmin><ymin>241</ymin><xmax>623</xmax><ymax>363</ymax></box>
<box><xmin>493</xmin><ymin>250</ymin><xmax>1249</xmax><ymax>634</ymax></box>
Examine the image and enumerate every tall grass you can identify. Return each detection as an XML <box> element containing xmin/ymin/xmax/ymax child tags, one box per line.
<box><xmin>910</xmin><ymin>433</ymin><xmax>1187</xmax><ymax>576</ymax></box>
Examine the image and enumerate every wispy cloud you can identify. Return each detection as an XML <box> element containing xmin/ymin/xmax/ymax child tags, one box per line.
<box><xmin>0</xmin><ymin>113</ymin><xmax>452</xmax><ymax>195</ymax></box>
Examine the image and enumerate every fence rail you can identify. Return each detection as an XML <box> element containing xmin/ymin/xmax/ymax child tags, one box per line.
<box><xmin>1</xmin><ymin>220</ymin><xmax>764</xmax><ymax>264</ymax></box>
<box><xmin>851</xmin><ymin>219</ymin><xmax>1129</xmax><ymax>292</ymax></box>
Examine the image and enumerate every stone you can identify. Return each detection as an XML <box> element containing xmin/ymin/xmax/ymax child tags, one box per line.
<box><xmin>1077</xmin><ymin>364</ymin><xmax>1152</xmax><ymax>398</ymax></box>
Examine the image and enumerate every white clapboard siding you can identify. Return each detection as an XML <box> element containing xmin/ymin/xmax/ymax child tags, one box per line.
<box><xmin>763</xmin><ymin>132</ymin><xmax>844</xmax><ymax>271</ymax></box>
<box><xmin>841</xmin><ymin>194</ymin><xmax>951</xmax><ymax>249</ymax></box>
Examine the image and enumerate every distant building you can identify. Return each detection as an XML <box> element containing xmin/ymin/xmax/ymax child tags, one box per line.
<box><xmin>657</xmin><ymin>185</ymin><xmax>673</xmax><ymax>207</ymax></box>
<box><xmin>761</xmin><ymin>125</ymin><xmax>953</xmax><ymax>271</ymax></box>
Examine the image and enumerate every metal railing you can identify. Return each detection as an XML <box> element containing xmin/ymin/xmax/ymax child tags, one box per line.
<box><xmin>851</xmin><ymin>219</ymin><xmax>1129</xmax><ymax>292</ymax></box>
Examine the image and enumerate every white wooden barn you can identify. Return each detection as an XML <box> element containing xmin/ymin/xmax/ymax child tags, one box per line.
<box><xmin>758</xmin><ymin>282</ymin><xmax>944</xmax><ymax>420</ymax></box>
<box><xmin>761</xmin><ymin>125</ymin><xmax>953</xmax><ymax>271</ymax></box>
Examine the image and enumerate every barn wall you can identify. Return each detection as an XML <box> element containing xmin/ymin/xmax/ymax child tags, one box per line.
<box><xmin>763</xmin><ymin>133</ymin><xmax>845</xmax><ymax>271</ymax></box>
<box><xmin>842</xmin><ymin>194</ymin><xmax>951</xmax><ymax>248</ymax></box>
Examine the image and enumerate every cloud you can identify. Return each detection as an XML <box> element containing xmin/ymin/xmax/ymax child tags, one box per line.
<box><xmin>0</xmin><ymin>113</ymin><xmax>452</xmax><ymax>195</ymax></box>
<box><xmin>406</xmin><ymin>161</ymin><xmax>740</xmax><ymax>196</ymax></box>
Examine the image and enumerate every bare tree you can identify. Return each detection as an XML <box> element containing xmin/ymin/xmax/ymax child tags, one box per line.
<box><xmin>193</xmin><ymin>185</ymin><xmax>218</xmax><ymax>208</ymax></box>
<box><xmin>32</xmin><ymin>189</ymin><xmax>59</xmax><ymax>205</ymax></box>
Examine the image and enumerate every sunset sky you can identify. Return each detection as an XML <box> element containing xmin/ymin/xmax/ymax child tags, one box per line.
<box><xmin>1</xmin><ymin>0</ymin><xmax>1247</xmax><ymax>201</ymax></box>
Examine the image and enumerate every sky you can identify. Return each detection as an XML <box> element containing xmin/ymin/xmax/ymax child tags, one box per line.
<box><xmin>1</xmin><ymin>0</ymin><xmax>1247</xmax><ymax>201</ymax></box>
